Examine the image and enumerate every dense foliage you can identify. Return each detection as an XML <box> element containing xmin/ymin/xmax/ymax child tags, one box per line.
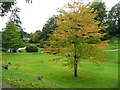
<box><xmin>2</xmin><ymin>22</ymin><xmax>24</xmax><ymax>52</ymax></box>
<box><xmin>107</xmin><ymin>1</ymin><xmax>120</xmax><ymax>36</ymax></box>
<box><xmin>25</xmin><ymin>45</ymin><xmax>38</xmax><ymax>52</ymax></box>
<box><xmin>41</xmin><ymin>15</ymin><xmax>57</xmax><ymax>41</ymax></box>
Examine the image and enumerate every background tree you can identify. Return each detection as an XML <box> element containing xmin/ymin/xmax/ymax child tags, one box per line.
<box><xmin>44</xmin><ymin>0</ymin><xmax>108</xmax><ymax>77</ymax></box>
<box><xmin>29</xmin><ymin>30</ymin><xmax>41</xmax><ymax>43</ymax></box>
<box><xmin>30</xmin><ymin>34</ymin><xmax>40</xmax><ymax>43</ymax></box>
<box><xmin>107</xmin><ymin>1</ymin><xmax>120</xmax><ymax>36</ymax></box>
<box><xmin>41</xmin><ymin>15</ymin><xmax>57</xmax><ymax>41</ymax></box>
<box><xmin>7</xmin><ymin>7</ymin><xmax>25</xmax><ymax>38</ymax></box>
<box><xmin>90</xmin><ymin>0</ymin><xmax>107</xmax><ymax>26</ymax></box>
<box><xmin>2</xmin><ymin>22</ymin><xmax>24</xmax><ymax>52</ymax></box>
<box><xmin>35</xmin><ymin>30</ymin><xmax>41</xmax><ymax>36</ymax></box>
<box><xmin>0</xmin><ymin>2</ymin><xmax>15</xmax><ymax>16</ymax></box>
<box><xmin>90</xmin><ymin>0</ymin><xmax>108</xmax><ymax>39</ymax></box>
<box><xmin>0</xmin><ymin>0</ymin><xmax>32</xmax><ymax>16</ymax></box>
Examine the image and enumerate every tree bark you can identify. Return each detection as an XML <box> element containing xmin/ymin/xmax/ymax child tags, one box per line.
<box><xmin>74</xmin><ymin>61</ymin><xmax>78</xmax><ymax>77</ymax></box>
<box><xmin>74</xmin><ymin>49</ymin><xmax>78</xmax><ymax>77</ymax></box>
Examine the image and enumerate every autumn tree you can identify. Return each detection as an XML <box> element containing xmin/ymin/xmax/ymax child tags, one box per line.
<box><xmin>44</xmin><ymin>0</ymin><xmax>108</xmax><ymax>77</ymax></box>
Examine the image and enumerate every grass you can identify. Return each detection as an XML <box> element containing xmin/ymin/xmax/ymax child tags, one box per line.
<box><xmin>2</xmin><ymin>37</ymin><xmax>119</xmax><ymax>88</ymax></box>
<box><xmin>2</xmin><ymin>51</ymin><xmax>118</xmax><ymax>88</ymax></box>
<box><xmin>105</xmin><ymin>36</ymin><xmax>119</xmax><ymax>50</ymax></box>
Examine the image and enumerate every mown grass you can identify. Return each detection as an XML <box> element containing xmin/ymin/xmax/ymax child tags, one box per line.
<box><xmin>2</xmin><ymin>50</ymin><xmax>118</xmax><ymax>88</ymax></box>
<box><xmin>105</xmin><ymin>36</ymin><xmax>119</xmax><ymax>50</ymax></box>
<box><xmin>2</xmin><ymin>37</ymin><xmax>119</xmax><ymax>88</ymax></box>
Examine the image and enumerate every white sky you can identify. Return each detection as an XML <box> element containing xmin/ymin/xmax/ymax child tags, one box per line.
<box><xmin>0</xmin><ymin>0</ymin><xmax>119</xmax><ymax>33</ymax></box>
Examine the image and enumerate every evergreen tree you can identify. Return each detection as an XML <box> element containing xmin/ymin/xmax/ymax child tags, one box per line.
<box><xmin>2</xmin><ymin>22</ymin><xmax>24</xmax><ymax>52</ymax></box>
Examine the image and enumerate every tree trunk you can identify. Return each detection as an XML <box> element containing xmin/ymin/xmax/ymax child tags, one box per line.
<box><xmin>73</xmin><ymin>45</ymin><xmax>78</xmax><ymax>77</ymax></box>
<box><xmin>74</xmin><ymin>61</ymin><xmax>78</xmax><ymax>77</ymax></box>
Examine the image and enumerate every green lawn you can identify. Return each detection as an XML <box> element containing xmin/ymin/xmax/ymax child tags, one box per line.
<box><xmin>105</xmin><ymin>36</ymin><xmax>119</xmax><ymax>50</ymax></box>
<box><xmin>2</xmin><ymin>50</ymin><xmax>118</xmax><ymax>88</ymax></box>
<box><xmin>1</xmin><ymin>37</ymin><xmax>119</xmax><ymax>88</ymax></box>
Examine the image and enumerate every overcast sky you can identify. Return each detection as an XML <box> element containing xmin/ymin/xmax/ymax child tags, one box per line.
<box><xmin>0</xmin><ymin>0</ymin><xmax>119</xmax><ymax>33</ymax></box>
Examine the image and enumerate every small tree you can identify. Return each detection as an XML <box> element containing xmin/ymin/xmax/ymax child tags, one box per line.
<box><xmin>44</xmin><ymin>0</ymin><xmax>108</xmax><ymax>77</ymax></box>
<box><xmin>2</xmin><ymin>22</ymin><xmax>24</xmax><ymax>52</ymax></box>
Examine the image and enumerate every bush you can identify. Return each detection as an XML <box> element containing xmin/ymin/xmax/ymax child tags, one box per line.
<box><xmin>25</xmin><ymin>45</ymin><xmax>38</xmax><ymax>52</ymax></box>
<box><xmin>39</xmin><ymin>42</ymin><xmax>45</xmax><ymax>48</ymax></box>
<box><xmin>18</xmin><ymin>50</ymin><xmax>22</xmax><ymax>52</ymax></box>
<box><xmin>113</xmin><ymin>40</ymin><xmax>118</xmax><ymax>45</ymax></box>
<box><xmin>2</xmin><ymin>48</ymin><xmax>6</xmax><ymax>52</ymax></box>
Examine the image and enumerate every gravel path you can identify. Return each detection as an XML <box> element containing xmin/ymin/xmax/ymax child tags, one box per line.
<box><xmin>104</xmin><ymin>49</ymin><xmax>120</xmax><ymax>51</ymax></box>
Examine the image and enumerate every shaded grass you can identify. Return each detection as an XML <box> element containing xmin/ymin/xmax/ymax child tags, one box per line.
<box><xmin>106</xmin><ymin>36</ymin><xmax>119</xmax><ymax>50</ymax></box>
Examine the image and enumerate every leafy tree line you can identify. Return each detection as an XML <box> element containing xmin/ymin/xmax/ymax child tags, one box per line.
<box><xmin>107</xmin><ymin>1</ymin><xmax>120</xmax><ymax>36</ymax></box>
<box><xmin>1</xmin><ymin>0</ymin><xmax>119</xmax><ymax>53</ymax></box>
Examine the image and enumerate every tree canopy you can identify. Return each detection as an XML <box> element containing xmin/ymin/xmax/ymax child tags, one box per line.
<box><xmin>107</xmin><ymin>1</ymin><xmax>120</xmax><ymax>36</ymax></box>
<box><xmin>41</xmin><ymin>15</ymin><xmax>57</xmax><ymax>41</ymax></box>
<box><xmin>0</xmin><ymin>0</ymin><xmax>32</xmax><ymax>16</ymax></box>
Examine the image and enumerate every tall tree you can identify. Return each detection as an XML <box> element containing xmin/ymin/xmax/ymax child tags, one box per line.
<box><xmin>7</xmin><ymin>7</ymin><xmax>25</xmax><ymax>38</ymax></box>
<box><xmin>8</xmin><ymin>7</ymin><xmax>22</xmax><ymax>30</ymax></box>
<box><xmin>44</xmin><ymin>0</ymin><xmax>108</xmax><ymax>77</ymax></box>
<box><xmin>41</xmin><ymin>15</ymin><xmax>57</xmax><ymax>41</ymax></box>
<box><xmin>90</xmin><ymin>0</ymin><xmax>107</xmax><ymax>26</ymax></box>
<box><xmin>107</xmin><ymin>1</ymin><xmax>120</xmax><ymax>36</ymax></box>
<box><xmin>90</xmin><ymin>0</ymin><xmax>109</xmax><ymax>39</ymax></box>
<box><xmin>2</xmin><ymin>22</ymin><xmax>24</xmax><ymax>52</ymax></box>
<box><xmin>0</xmin><ymin>1</ymin><xmax>15</xmax><ymax>16</ymax></box>
<box><xmin>0</xmin><ymin>0</ymin><xmax>32</xmax><ymax>16</ymax></box>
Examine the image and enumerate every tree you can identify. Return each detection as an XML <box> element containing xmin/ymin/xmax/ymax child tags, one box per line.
<box><xmin>90</xmin><ymin>0</ymin><xmax>107</xmax><ymax>26</ymax></box>
<box><xmin>0</xmin><ymin>0</ymin><xmax>32</xmax><ymax>16</ymax></box>
<box><xmin>2</xmin><ymin>22</ymin><xmax>24</xmax><ymax>52</ymax></box>
<box><xmin>35</xmin><ymin>30</ymin><xmax>41</xmax><ymax>36</ymax></box>
<box><xmin>44</xmin><ymin>0</ymin><xmax>108</xmax><ymax>77</ymax></box>
<box><xmin>31</xmin><ymin>34</ymin><xmax>40</xmax><ymax>43</ymax></box>
<box><xmin>8</xmin><ymin>7</ymin><xmax>22</xmax><ymax>30</ymax></box>
<box><xmin>90</xmin><ymin>0</ymin><xmax>108</xmax><ymax>39</ymax></box>
<box><xmin>107</xmin><ymin>1</ymin><xmax>120</xmax><ymax>36</ymax></box>
<box><xmin>41</xmin><ymin>15</ymin><xmax>57</xmax><ymax>41</ymax></box>
<box><xmin>0</xmin><ymin>2</ymin><xmax>15</xmax><ymax>16</ymax></box>
<box><xmin>7</xmin><ymin>7</ymin><xmax>25</xmax><ymax>38</ymax></box>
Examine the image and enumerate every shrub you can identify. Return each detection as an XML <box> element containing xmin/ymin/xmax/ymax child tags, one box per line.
<box><xmin>18</xmin><ymin>50</ymin><xmax>22</xmax><ymax>52</ymax></box>
<box><xmin>25</xmin><ymin>45</ymin><xmax>38</xmax><ymax>52</ymax></box>
<box><xmin>113</xmin><ymin>40</ymin><xmax>118</xmax><ymax>45</ymax></box>
<box><xmin>2</xmin><ymin>48</ymin><xmax>6</xmax><ymax>52</ymax></box>
<box><xmin>39</xmin><ymin>42</ymin><xmax>45</xmax><ymax>48</ymax></box>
